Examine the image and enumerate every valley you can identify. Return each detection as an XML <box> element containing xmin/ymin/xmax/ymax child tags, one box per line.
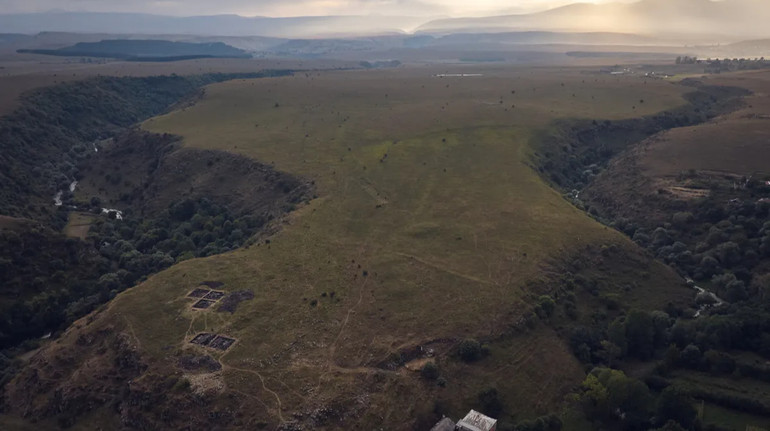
<box><xmin>1</xmin><ymin>2</ymin><xmax>770</xmax><ymax>428</ymax></box>
<box><xmin>0</xmin><ymin>63</ymin><xmax>724</xmax><ymax>429</ymax></box>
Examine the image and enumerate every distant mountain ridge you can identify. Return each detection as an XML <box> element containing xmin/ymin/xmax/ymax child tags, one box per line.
<box><xmin>0</xmin><ymin>12</ymin><xmax>428</xmax><ymax>38</ymax></box>
<box><xmin>0</xmin><ymin>0</ymin><xmax>765</xmax><ymax>42</ymax></box>
<box><xmin>417</xmin><ymin>0</ymin><xmax>770</xmax><ymax>40</ymax></box>
<box><xmin>17</xmin><ymin>39</ymin><xmax>250</xmax><ymax>61</ymax></box>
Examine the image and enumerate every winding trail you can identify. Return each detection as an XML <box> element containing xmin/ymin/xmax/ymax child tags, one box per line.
<box><xmin>395</xmin><ymin>252</ymin><xmax>494</xmax><ymax>286</ymax></box>
<box><xmin>226</xmin><ymin>365</ymin><xmax>285</xmax><ymax>423</ymax></box>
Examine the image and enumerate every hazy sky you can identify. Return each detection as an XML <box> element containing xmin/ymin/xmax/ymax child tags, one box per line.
<box><xmin>1</xmin><ymin>0</ymin><xmax>634</xmax><ymax>17</ymax></box>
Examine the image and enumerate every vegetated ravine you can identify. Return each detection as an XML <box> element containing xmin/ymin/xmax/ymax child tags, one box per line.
<box><xmin>534</xmin><ymin>78</ymin><xmax>770</xmax><ymax>426</ymax></box>
<box><xmin>0</xmin><ymin>71</ymin><xmax>313</xmax><ymax>387</ymax></box>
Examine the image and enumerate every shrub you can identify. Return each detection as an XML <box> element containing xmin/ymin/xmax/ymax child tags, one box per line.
<box><xmin>458</xmin><ymin>339</ymin><xmax>483</xmax><ymax>362</ymax></box>
<box><xmin>421</xmin><ymin>361</ymin><xmax>439</xmax><ymax>380</ymax></box>
<box><xmin>537</xmin><ymin>295</ymin><xmax>556</xmax><ymax>317</ymax></box>
<box><xmin>477</xmin><ymin>387</ymin><xmax>503</xmax><ymax>416</ymax></box>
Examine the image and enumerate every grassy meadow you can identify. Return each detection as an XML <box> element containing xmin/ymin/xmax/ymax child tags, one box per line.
<box><xmin>70</xmin><ymin>64</ymin><xmax>698</xmax><ymax>428</ymax></box>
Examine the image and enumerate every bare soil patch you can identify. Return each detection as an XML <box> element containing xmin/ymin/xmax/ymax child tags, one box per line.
<box><xmin>216</xmin><ymin>290</ymin><xmax>255</xmax><ymax>314</ymax></box>
<box><xmin>187</xmin><ymin>288</ymin><xmax>210</xmax><ymax>298</ymax></box>
<box><xmin>203</xmin><ymin>291</ymin><xmax>225</xmax><ymax>300</ymax></box>
<box><xmin>190</xmin><ymin>332</ymin><xmax>236</xmax><ymax>351</ymax></box>
<box><xmin>178</xmin><ymin>354</ymin><xmax>222</xmax><ymax>372</ymax></box>
<box><xmin>192</xmin><ymin>299</ymin><xmax>216</xmax><ymax>310</ymax></box>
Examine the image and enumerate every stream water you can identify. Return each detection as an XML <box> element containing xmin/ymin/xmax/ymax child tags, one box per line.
<box><xmin>53</xmin><ymin>180</ymin><xmax>123</xmax><ymax>220</ymax></box>
<box><xmin>687</xmin><ymin>278</ymin><xmax>726</xmax><ymax>317</ymax></box>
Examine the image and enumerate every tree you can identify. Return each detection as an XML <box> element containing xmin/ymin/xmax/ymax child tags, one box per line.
<box><xmin>537</xmin><ymin>295</ymin><xmax>556</xmax><ymax>318</ymax></box>
<box><xmin>421</xmin><ymin>362</ymin><xmax>439</xmax><ymax>380</ymax></box>
<box><xmin>458</xmin><ymin>339</ymin><xmax>483</xmax><ymax>362</ymax></box>
<box><xmin>515</xmin><ymin>414</ymin><xmax>562</xmax><ymax>431</ymax></box>
<box><xmin>477</xmin><ymin>387</ymin><xmax>503</xmax><ymax>416</ymax></box>
<box><xmin>580</xmin><ymin>368</ymin><xmax>653</xmax><ymax>429</ymax></box>
<box><xmin>655</xmin><ymin>387</ymin><xmax>697</xmax><ymax>430</ymax></box>
<box><xmin>650</xmin><ymin>420</ymin><xmax>687</xmax><ymax>431</ymax></box>
<box><xmin>625</xmin><ymin>310</ymin><xmax>655</xmax><ymax>360</ymax></box>
<box><xmin>680</xmin><ymin>344</ymin><xmax>702</xmax><ymax>369</ymax></box>
<box><xmin>169</xmin><ymin>198</ymin><xmax>196</xmax><ymax>221</ymax></box>
<box><xmin>751</xmin><ymin>273</ymin><xmax>770</xmax><ymax>302</ymax></box>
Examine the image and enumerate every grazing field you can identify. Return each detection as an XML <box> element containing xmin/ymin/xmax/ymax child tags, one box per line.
<box><xmin>701</xmin><ymin>401</ymin><xmax>770</xmax><ymax>431</ymax></box>
<box><xmin>640</xmin><ymin>70</ymin><xmax>770</xmax><ymax>178</ymax></box>
<box><xmin>63</xmin><ymin>212</ymin><xmax>96</xmax><ymax>239</ymax></box>
<box><xmin>670</xmin><ymin>369</ymin><xmax>770</xmax><ymax>430</ymax></box>
<box><xmin>3</xmin><ymin>64</ymin><xmax>697</xmax><ymax>430</ymax></box>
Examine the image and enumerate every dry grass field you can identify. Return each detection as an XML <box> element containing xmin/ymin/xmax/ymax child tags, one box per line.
<box><xmin>640</xmin><ymin>70</ymin><xmax>770</xmax><ymax>178</ymax></box>
<box><xmin>63</xmin><ymin>212</ymin><xmax>96</xmax><ymax>239</ymax></box>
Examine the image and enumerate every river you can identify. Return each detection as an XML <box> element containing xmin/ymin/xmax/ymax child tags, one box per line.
<box><xmin>686</xmin><ymin>278</ymin><xmax>726</xmax><ymax>317</ymax></box>
<box><xmin>53</xmin><ymin>180</ymin><xmax>123</xmax><ymax>220</ymax></box>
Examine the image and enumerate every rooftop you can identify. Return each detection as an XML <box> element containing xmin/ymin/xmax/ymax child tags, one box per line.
<box><xmin>456</xmin><ymin>409</ymin><xmax>497</xmax><ymax>431</ymax></box>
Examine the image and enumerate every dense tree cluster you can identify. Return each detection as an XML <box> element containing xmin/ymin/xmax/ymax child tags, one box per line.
<box><xmin>675</xmin><ymin>56</ymin><xmax>698</xmax><ymax>65</ymax></box>
<box><xmin>92</xmin><ymin>197</ymin><xmax>266</xmax><ymax>265</ymax></box>
<box><xmin>534</xmin><ymin>78</ymin><xmax>770</xmax><ymax>429</ymax></box>
<box><xmin>703</xmin><ymin>58</ymin><xmax>770</xmax><ymax>74</ymax></box>
<box><xmin>0</xmin><ymin>197</ymin><xmax>264</xmax><ymax>355</ymax></box>
<box><xmin>0</xmin><ymin>71</ymin><xmax>291</xmax><ymax>223</ymax></box>
<box><xmin>622</xmin><ymin>186</ymin><xmax>770</xmax><ymax>301</ymax></box>
<box><xmin>0</xmin><ymin>72</ymin><xmax>297</xmax><ymax>390</ymax></box>
<box><xmin>675</xmin><ymin>56</ymin><xmax>770</xmax><ymax>73</ymax></box>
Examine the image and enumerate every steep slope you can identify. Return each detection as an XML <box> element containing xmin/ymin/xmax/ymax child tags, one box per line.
<box><xmin>0</xmin><ymin>71</ymin><xmax>290</xmax><ymax>225</ymax></box>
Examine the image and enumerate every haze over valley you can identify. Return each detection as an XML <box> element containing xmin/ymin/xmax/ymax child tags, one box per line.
<box><xmin>2</xmin><ymin>1</ymin><xmax>770</xmax><ymax>430</ymax></box>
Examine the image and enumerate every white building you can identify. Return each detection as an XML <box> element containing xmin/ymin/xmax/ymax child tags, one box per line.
<box><xmin>455</xmin><ymin>410</ymin><xmax>497</xmax><ymax>431</ymax></box>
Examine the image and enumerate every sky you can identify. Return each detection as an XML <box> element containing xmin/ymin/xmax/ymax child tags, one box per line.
<box><xmin>0</xmin><ymin>0</ymin><xmax>632</xmax><ymax>17</ymax></box>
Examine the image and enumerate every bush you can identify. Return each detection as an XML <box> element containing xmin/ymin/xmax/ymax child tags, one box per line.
<box><xmin>421</xmin><ymin>361</ymin><xmax>439</xmax><ymax>380</ymax></box>
<box><xmin>536</xmin><ymin>295</ymin><xmax>556</xmax><ymax>318</ymax></box>
<box><xmin>458</xmin><ymin>339</ymin><xmax>483</xmax><ymax>362</ymax></box>
<box><xmin>477</xmin><ymin>387</ymin><xmax>503</xmax><ymax>416</ymax></box>
<box><xmin>655</xmin><ymin>387</ymin><xmax>697</xmax><ymax>429</ymax></box>
<box><xmin>515</xmin><ymin>414</ymin><xmax>562</xmax><ymax>431</ymax></box>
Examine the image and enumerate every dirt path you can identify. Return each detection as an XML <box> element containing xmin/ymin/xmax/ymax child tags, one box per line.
<box><xmin>395</xmin><ymin>252</ymin><xmax>494</xmax><ymax>286</ymax></box>
<box><xmin>225</xmin><ymin>365</ymin><xmax>285</xmax><ymax>423</ymax></box>
<box><xmin>122</xmin><ymin>315</ymin><xmax>142</xmax><ymax>350</ymax></box>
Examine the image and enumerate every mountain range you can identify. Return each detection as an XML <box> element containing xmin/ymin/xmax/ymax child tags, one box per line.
<box><xmin>418</xmin><ymin>0</ymin><xmax>770</xmax><ymax>40</ymax></box>
<box><xmin>0</xmin><ymin>0</ymin><xmax>767</xmax><ymax>40</ymax></box>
